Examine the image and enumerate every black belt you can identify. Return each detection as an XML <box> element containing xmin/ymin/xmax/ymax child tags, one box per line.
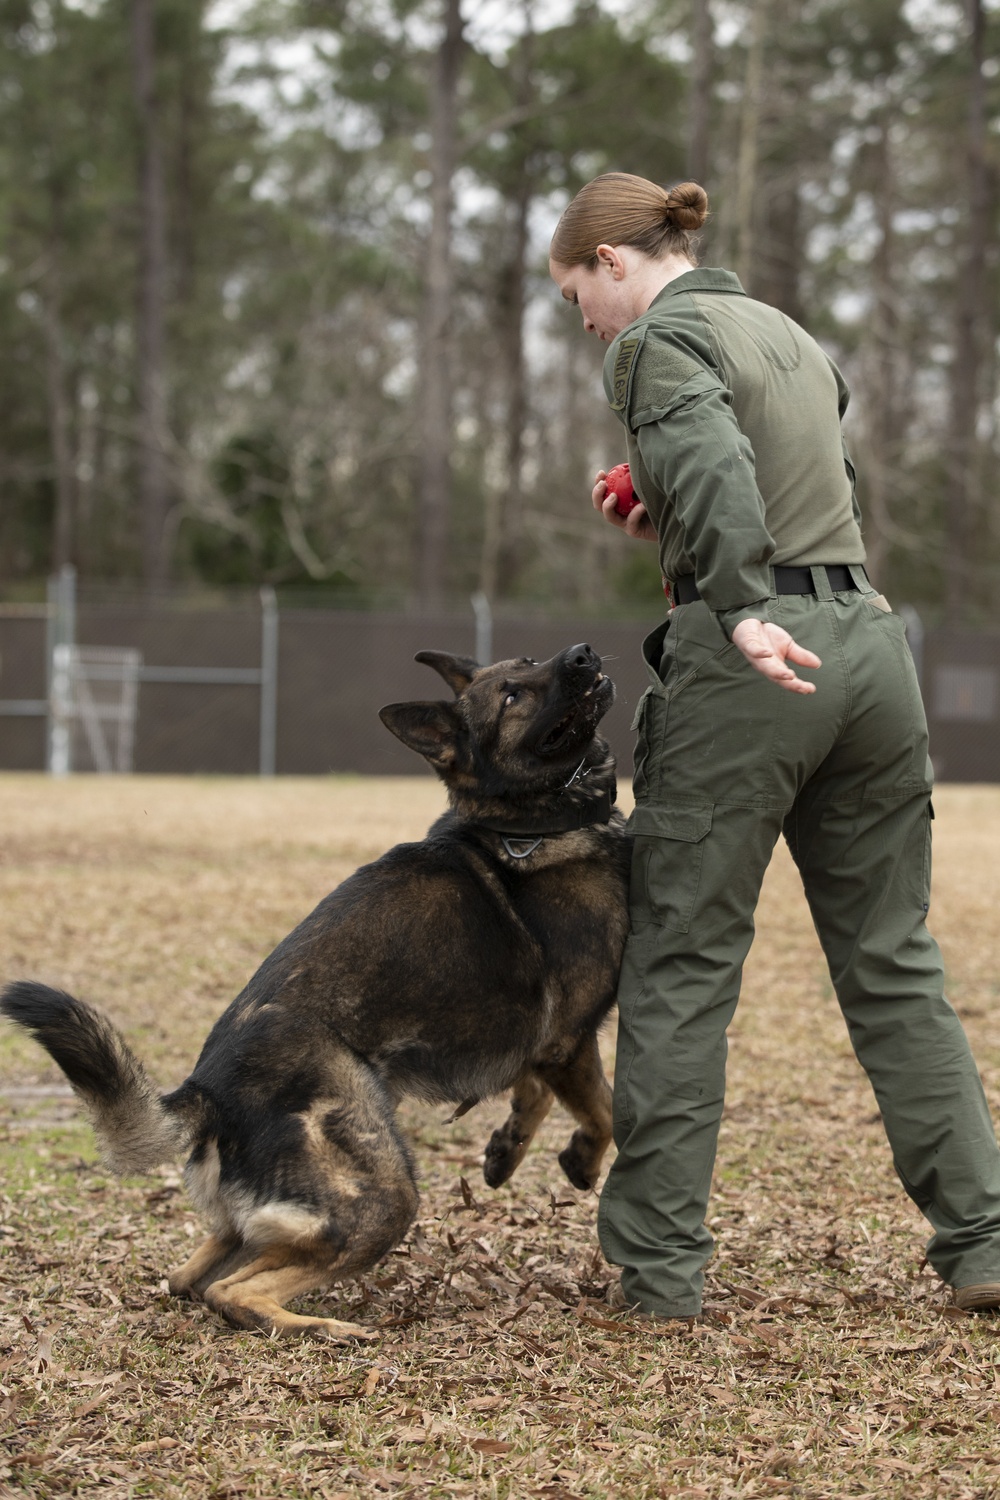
<box><xmin>671</xmin><ymin>564</ymin><xmax>864</xmax><ymax>606</ymax></box>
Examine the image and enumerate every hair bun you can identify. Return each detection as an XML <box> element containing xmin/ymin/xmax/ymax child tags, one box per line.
<box><xmin>664</xmin><ymin>182</ymin><xmax>709</xmax><ymax>232</ymax></box>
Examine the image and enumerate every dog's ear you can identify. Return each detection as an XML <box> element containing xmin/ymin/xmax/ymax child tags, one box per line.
<box><xmin>379</xmin><ymin>701</ymin><xmax>464</xmax><ymax>767</ymax></box>
<box><xmin>414</xmin><ymin>651</ymin><xmax>480</xmax><ymax>696</ymax></box>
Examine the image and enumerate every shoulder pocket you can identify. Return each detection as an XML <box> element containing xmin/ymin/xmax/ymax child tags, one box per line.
<box><xmin>630</xmin><ymin>368</ymin><xmax>724</xmax><ymax>429</ymax></box>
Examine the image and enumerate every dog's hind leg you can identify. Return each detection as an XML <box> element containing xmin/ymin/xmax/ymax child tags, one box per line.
<box><xmin>203</xmin><ymin>1249</ymin><xmax>380</xmax><ymax>1340</ymax></box>
<box><xmin>203</xmin><ymin>1165</ymin><xmax>419</xmax><ymax>1340</ymax></box>
<box><xmin>203</xmin><ymin>1090</ymin><xmax>420</xmax><ymax>1338</ymax></box>
<box><xmin>538</xmin><ymin>1031</ymin><xmax>613</xmax><ymax>1191</ymax></box>
<box><xmin>168</xmin><ymin>1233</ymin><xmax>240</xmax><ymax>1299</ymax></box>
<box><xmin>483</xmin><ymin>1071</ymin><xmax>554</xmax><ymax>1188</ymax></box>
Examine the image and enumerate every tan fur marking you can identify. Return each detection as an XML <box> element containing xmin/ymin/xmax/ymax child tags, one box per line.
<box><xmin>539</xmin><ymin>1031</ymin><xmax>614</xmax><ymax>1188</ymax></box>
<box><xmin>299</xmin><ymin>1106</ymin><xmax>366</xmax><ymax>1198</ymax></box>
<box><xmin>483</xmin><ymin>1071</ymin><xmax>555</xmax><ymax>1187</ymax></box>
<box><xmin>168</xmin><ymin>1233</ymin><xmax>238</xmax><ymax>1298</ymax></box>
<box><xmin>204</xmin><ymin>1252</ymin><xmax>377</xmax><ymax>1340</ymax></box>
<box><xmin>185</xmin><ymin>1140</ymin><xmax>222</xmax><ymax>1214</ymax></box>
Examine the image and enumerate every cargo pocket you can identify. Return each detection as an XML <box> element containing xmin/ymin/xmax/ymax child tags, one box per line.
<box><xmin>626</xmin><ymin>802</ymin><xmax>714</xmax><ymax>933</ymax></box>
<box><xmin>630</xmin><ymin>688</ymin><xmax>668</xmax><ymax>802</ymax></box>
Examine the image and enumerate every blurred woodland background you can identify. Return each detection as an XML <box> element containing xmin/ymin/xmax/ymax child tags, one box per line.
<box><xmin>1</xmin><ymin>0</ymin><xmax>998</xmax><ymax>621</ymax></box>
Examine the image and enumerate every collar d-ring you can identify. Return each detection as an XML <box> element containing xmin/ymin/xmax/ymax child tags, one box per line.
<box><xmin>501</xmin><ymin>836</ymin><xmax>544</xmax><ymax>860</ymax></box>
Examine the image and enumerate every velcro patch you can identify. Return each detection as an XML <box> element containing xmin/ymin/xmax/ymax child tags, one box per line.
<box><xmin>609</xmin><ymin>335</ymin><xmax>643</xmax><ymax>412</ymax></box>
<box><xmin>629</xmin><ymin>338</ymin><xmax>705</xmax><ymax>419</ymax></box>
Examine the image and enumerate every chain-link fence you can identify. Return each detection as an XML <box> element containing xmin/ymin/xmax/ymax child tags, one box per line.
<box><xmin>1</xmin><ymin>575</ymin><xmax>998</xmax><ymax>780</ymax></box>
<box><xmin>0</xmin><ymin>575</ymin><xmax>653</xmax><ymax>778</ymax></box>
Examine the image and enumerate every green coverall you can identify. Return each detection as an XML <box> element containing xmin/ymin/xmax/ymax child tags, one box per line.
<box><xmin>599</xmin><ymin>268</ymin><xmax>1000</xmax><ymax>1317</ymax></box>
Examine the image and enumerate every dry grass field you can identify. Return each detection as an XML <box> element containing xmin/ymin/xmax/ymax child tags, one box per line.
<box><xmin>2</xmin><ymin>773</ymin><xmax>1000</xmax><ymax>1500</ymax></box>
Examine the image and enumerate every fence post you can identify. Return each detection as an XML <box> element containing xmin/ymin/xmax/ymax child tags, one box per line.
<box><xmin>46</xmin><ymin>565</ymin><xmax>76</xmax><ymax>775</ymax></box>
<box><xmin>259</xmin><ymin>586</ymin><xmax>279</xmax><ymax>776</ymax></box>
<box><xmin>471</xmin><ymin>590</ymin><xmax>492</xmax><ymax>666</ymax></box>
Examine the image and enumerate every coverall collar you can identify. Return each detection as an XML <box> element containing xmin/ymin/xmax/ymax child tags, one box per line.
<box><xmin>648</xmin><ymin>267</ymin><xmax>747</xmax><ymax>307</ymax></box>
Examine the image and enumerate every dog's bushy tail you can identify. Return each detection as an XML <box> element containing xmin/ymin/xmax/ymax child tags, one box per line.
<box><xmin>0</xmin><ymin>981</ymin><xmax>198</xmax><ymax>1174</ymax></box>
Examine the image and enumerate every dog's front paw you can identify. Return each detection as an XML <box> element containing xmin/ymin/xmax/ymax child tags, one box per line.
<box><xmin>483</xmin><ymin>1125</ymin><xmax>524</xmax><ymax>1188</ymax></box>
<box><xmin>558</xmin><ymin>1136</ymin><xmax>599</xmax><ymax>1192</ymax></box>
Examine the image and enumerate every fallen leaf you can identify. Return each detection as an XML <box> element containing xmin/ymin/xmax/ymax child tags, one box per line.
<box><xmin>32</xmin><ymin>1325</ymin><xmax>60</xmax><ymax>1376</ymax></box>
<box><xmin>10</xmin><ymin>1452</ymin><xmax>54</xmax><ymax>1468</ymax></box>
<box><xmin>365</xmin><ymin>1469</ymin><xmax>401</xmax><ymax>1492</ymax></box>
<box><xmin>876</xmin><ymin>1459</ymin><xmax>927</xmax><ymax>1475</ymax></box>
<box><xmin>72</xmin><ymin>1371</ymin><xmax>125</xmax><ymax>1389</ymax></box>
<box><xmin>71</xmin><ymin>1378</ymin><xmax>135</xmax><ymax>1421</ymax></box>
<box><xmin>286</xmin><ymin>1439</ymin><xmax>346</xmax><ymax>1455</ymax></box>
<box><xmin>575</xmin><ymin>1306</ymin><xmax>629</xmax><ymax>1334</ymax></box>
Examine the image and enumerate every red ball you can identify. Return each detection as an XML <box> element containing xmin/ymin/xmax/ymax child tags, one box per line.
<box><xmin>605</xmin><ymin>463</ymin><xmax>638</xmax><ymax>518</ymax></box>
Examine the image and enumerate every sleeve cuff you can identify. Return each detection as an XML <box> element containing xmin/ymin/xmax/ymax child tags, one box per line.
<box><xmin>714</xmin><ymin>599</ymin><xmax>771</xmax><ymax>641</ymax></box>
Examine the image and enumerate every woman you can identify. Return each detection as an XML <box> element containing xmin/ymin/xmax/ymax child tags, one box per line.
<box><xmin>549</xmin><ymin>173</ymin><xmax>1000</xmax><ymax>1320</ymax></box>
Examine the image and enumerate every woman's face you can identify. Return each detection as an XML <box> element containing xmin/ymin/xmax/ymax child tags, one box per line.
<box><xmin>549</xmin><ymin>250</ymin><xmax>638</xmax><ymax>343</ymax></box>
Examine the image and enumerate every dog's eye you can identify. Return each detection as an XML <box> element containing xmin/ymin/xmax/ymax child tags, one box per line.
<box><xmin>503</xmin><ymin>689</ymin><xmax>518</xmax><ymax>707</ymax></box>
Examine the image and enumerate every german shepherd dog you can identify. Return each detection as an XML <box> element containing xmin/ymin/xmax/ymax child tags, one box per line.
<box><xmin>1</xmin><ymin>644</ymin><xmax>629</xmax><ymax>1339</ymax></box>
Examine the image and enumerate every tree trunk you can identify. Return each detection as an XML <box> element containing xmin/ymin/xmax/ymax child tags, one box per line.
<box><xmin>479</xmin><ymin>175</ymin><xmax>531</xmax><ymax>603</ymax></box>
<box><xmin>131</xmin><ymin>0</ymin><xmax>171</xmax><ymax>588</ymax></box>
<box><xmin>480</xmin><ymin>15</ymin><xmax>534</xmax><ymax>606</ymax></box>
<box><xmin>749</xmin><ymin>168</ymin><xmax>802</xmax><ymax>318</ymax></box>
<box><xmin>944</xmin><ymin>0</ymin><xmax>990</xmax><ymax>620</ymax></box>
<box><xmin>40</xmin><ymin>204</ymin><xmax>77</xmax><ymax>574</ymax></box>
<box><xmin>175</xmin><ymin>35</ymin><xmax>198</xmax><ymax>311</ymax></box>
<box><xmin>417</xmin><ymin>0</ymin><xmax>465</xmax><ymax>609</ymax></box>
<box><xmin>859</xmin><ymin>116</ymin><xmax>901</xmax><ymax>586</ymax></box>
<box><xmin>42</xmin><ymin>293</ymin><xmax>76</xmax><ymax>573</ymax></box>
<box><xmin>686</xmin><ymin>0</ymin><xmax>713</xmax><ymax>188</ymax></box>
<box><xmin>733</xmin><ymin>0</ymin><xmax>770</xmax><ymax>289</ymax></box>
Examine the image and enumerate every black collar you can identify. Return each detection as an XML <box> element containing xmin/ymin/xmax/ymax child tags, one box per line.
<box><xmin>473</xmin><ymin>786</ymin><xmax>615</xmax><ymax>840</ymax></box>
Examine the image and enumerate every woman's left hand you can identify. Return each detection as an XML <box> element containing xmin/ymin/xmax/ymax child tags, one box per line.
<box><xmin>731</xmin><ymin>618</ymin><xmax>822</xmax><ymax>694</ymax></box>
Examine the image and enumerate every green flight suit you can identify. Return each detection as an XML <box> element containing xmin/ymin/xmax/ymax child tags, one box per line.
<box><xmin>599</xmin><ymin>269</ymin><xmax>1000</xmax><ymax>1316</ymax></box>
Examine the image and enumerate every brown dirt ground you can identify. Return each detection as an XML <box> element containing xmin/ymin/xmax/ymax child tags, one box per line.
<box><xmin>1</xmin><ymin>773</ymin><xmax>1000</xmax><ymax>1499</ymax></box>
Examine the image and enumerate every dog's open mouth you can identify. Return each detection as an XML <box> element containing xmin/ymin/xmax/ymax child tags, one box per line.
<box><xmin>537</xmin><ymin>673</ymin><xmax>611</xmax><ymax>754</ymax></box>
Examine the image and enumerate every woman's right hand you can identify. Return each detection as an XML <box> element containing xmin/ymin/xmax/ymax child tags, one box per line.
<box><xmin>592</xmin><ymin>471</ymin><xmax>657</xmax><ymax>542</ymax></box>
<box><xmin>731</xmin><ymin>618</ymin><xmax>821</xmax><ymax>694</ymax></box>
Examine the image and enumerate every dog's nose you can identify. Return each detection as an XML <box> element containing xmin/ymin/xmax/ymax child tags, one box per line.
<box><xmin>565</xmin><ymin>643</ymin><xmax>600</xmax><ymax>670</ymax></box>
